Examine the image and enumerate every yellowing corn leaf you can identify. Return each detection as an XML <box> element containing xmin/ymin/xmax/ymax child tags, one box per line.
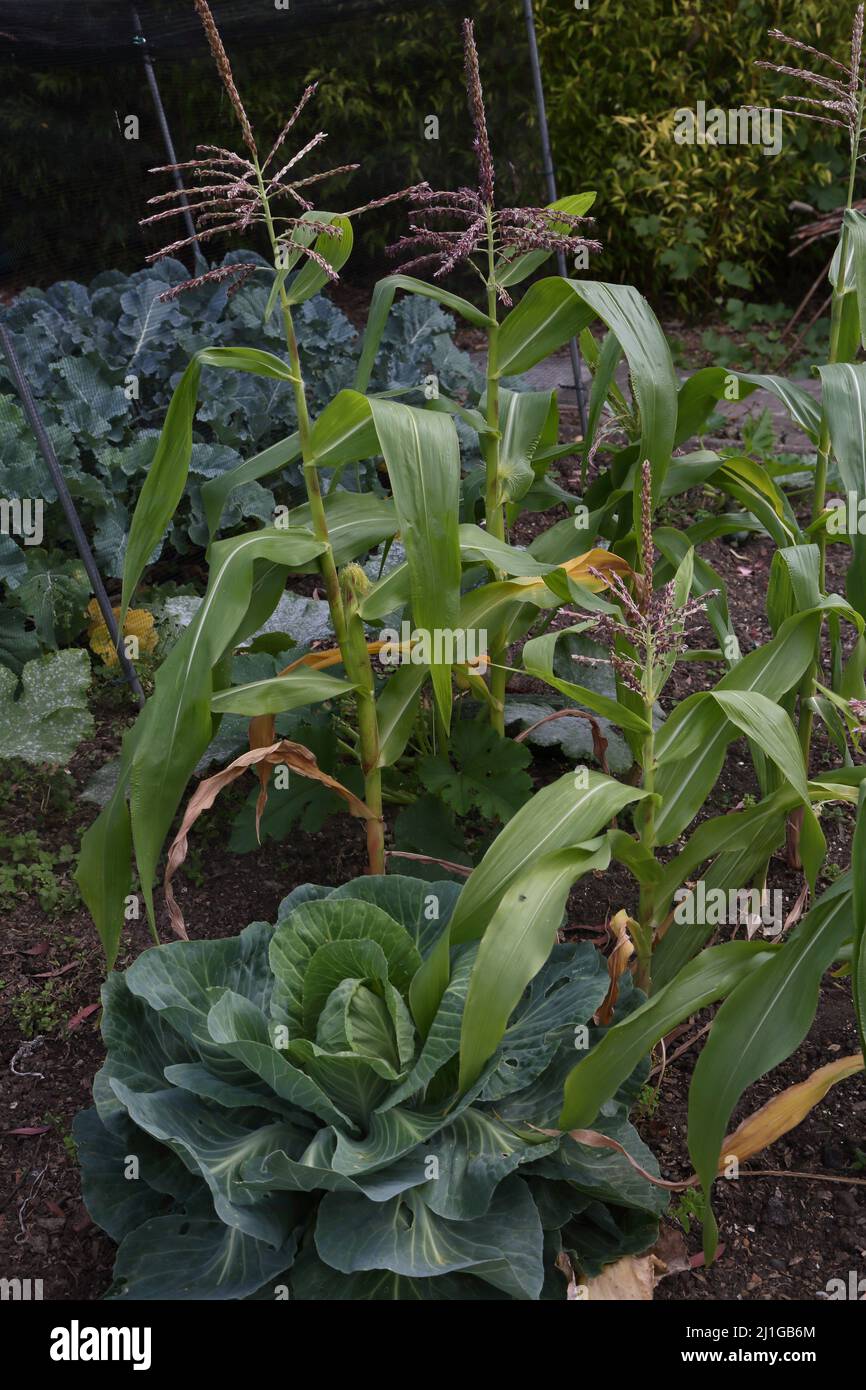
<box><xmin>538</xmin><ymin>1051</ymin><xmax>865</xmax><ymax>1203</ymax></box>
<box><xmin>720</xmin><ymin>1053</ymin><xmax>864</xmax><ymax>1167</ymax></box>
<box><xmin>281</xmin><ymin>639</ymin><xmax>407</xmax><ymax>674</ymax></box>
<box><xmin>87</xmin><ymin>598</ymin><xmax>156</xmax><ymax>667</ymax></box>
<box><xmin>164</xmin><ymin>739</ymin><xmax>373</xmax><ymax>939</ymax></box>
<box><xmin>504</xmin><ymin>547</ymin><xmax>630</xmax><ymax>603</ymax></box>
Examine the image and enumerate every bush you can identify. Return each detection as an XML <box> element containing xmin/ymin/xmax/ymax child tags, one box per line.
<box><xmin>534</xmin><ymin>0</ymin><xmax>854</xmax><ymax>303</ymax></box>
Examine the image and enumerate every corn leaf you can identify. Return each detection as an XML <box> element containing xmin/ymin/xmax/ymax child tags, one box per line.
<box><xmin>121</xmin><ymin>347</ymin><xmax>299</xmax><ymax>622</ymax></box>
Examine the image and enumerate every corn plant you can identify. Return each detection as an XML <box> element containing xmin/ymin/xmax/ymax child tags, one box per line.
<box><xmin>430</xmin><ymin>642</ymin><xmax>866</xmax><ymax>1262</ymax></box>
<box><xmin>647</xmin><ymin>11</ymin><xmax>866</xmax><ymax>792</ymax></box>
<box><xmin>75</xmin><ymin>2</ymin><xmax>668</xmax><ymax>964</ymax></box>
<box><xmin>162</xmin><ymin>463</ymin><xmax>866</xmax><ymax>1254</ymax></box>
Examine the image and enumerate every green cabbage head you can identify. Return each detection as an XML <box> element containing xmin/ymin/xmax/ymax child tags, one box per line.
<box><xmin>75</xmin><ymin>873</ymin><xmax>666</xmax><ymax>1300</ymax></box>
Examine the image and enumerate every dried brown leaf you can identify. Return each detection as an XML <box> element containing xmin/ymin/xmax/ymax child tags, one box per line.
<box><xmin>164</xmin><ymin>739</ymin><xmax>374</xmax><ymax>938</ymax></box>
<box><xmin>595</xmin><ymin>908</ymin><xmax>636</xmax><ymax>1025</ymax></box>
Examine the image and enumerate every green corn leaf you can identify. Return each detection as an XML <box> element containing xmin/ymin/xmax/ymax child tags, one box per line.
<box><xmin>76</xmin><ymin>716</ymin><xmax>142</xmax><ymax>967</ymax></box>
<box><xmin>496</xmin><ymin>278</ymin><xmax>677</xmax><ymax>503</ymax></box>
<box><xmin>494</xmin><ymin>193</ymin><xmax>597</xmax><ymax>287</ymax></box>
<box><xmin>712</xmin><ymin>456</ymin><xmax>800</xmax><ymax>548</ymax></box>
<box><xmin>558</xmin><ymin>941</ymin><xmax>778</xmax><ymax>1131</ymax></box>
<box><xmin>309</xmin><ymin>388</ymin><xmax>380</xmax><ymax>472</ymax></box>
<box><xmin>688</xmin><ymin>876</ymin><xmax>853</xmax><ymax>1261</ymax></box>
<box><xmin>264</xmin><ymin>213</ymin><xmax>354</xmax><ymax>321</ymax></box>
<box><xmin>818</xmin><ymin>361</ymin><xmax>866</xmax><ymax>616</ymax></box>
<box><xmin>202</xmin><ymin>432</ymin><xmax>301</xmax><ymax>541</ymax></box>
<box><xmin>709</xmin><ymin>691</ymin><xmax>809</xmax><ymax>803</ymax></box>
<box><xmin>211</xmin><ymin>668</ymin><xmax>355</xmax><ymax>716</ymax></box>
<box><xmin>286</xmin><ymin>491</ymin><xmax>398</xmax><ymax>568</ymax></box>
<box><xmin>493</xmin><ymin>387</ymin><xmax>557</xmax><ymax>503</ymax></box>
<box><xmin>675</xmin><ymin>367</ymin><xmax>821</xmax><ymax>446</ymax></box>
<box><xmin>654</xmin><ymin>527</ymin><xmax>734</xmax><ymax>657</ymax></box>
<box><xmin>359</xmin><ymin>561</ymin><xmax>411</xmax><ymax>621</ymax></box>
<box><xmin>766</xmin><ymin>544</ymin><xmax>821</xmax><ymax>634</ymax></box>
<box><xmin>654</xmin><ymin>787</ymin><xmax>798</xmax><ymax>923</ymax></box>
<box><xmin>458</xmin><ymin>524</ymin><xmax>554</xmax><ymax>576</ymax></box>
<box><xmin>125</xmin><ymin>529</ymin><xmax>324</xmax><ymax>932</ymax></box>
<box><xmin>852</xmin><ymin>785</ymin><xmax>866</xmax><ymax>1058</ymax></box>
<box><xmin>368</xmin><ymin>399</ymin><xmax>461</xmax><ymax>730</ymax></box>
<box><xmin>121</xmin><ymin>346</ymin><xmax>299</xmax><ymax>622</ymax></box>
<box><xmin>286</xmin><ymin>213</ymin><xmax>354</xmax><ymax>307</ymax></box>
<box><xmin>410</xmin><ymin>771</ymin><xmax>649</xmax><ymax>1038</ymax></box>
<box><xmin>495</xmin><ymin>278</ymin><xmax>593</xmax><ymax>378</ymax></box>
<box><xmin>354</xmin><ymin>275</ymin><xmax>494</xmax><ymax>394</ymax></box>
<box><xmin>661</xmin><ymin>450</ymin><xmax>727</xmax><ymax>499</ymax></box>
<box><xmin>375</xmin><ymin>662</ymin><xmax>428</xmax><ymax>768</ymax></box>
<box><xmin>458</xmin><ymin>839</ymin><xmax>611</xmax><ymax>1091</ymax></box>
<box><xmin>583</xmin><ymin>330</ymin><xmax>623</xmax><ymax>481</ymax></box>
<box><xmin>653</xmin><ymin>608</ymin><xmax>822</xmax><ymax>843</ymax></box>
<box><xmin>842</xmin><ymin>208</ymin><xmax>866</xmax><ymax>350</ymax></box>
<box><xmin>522</xmin><ymin>627</ymin><xmax>652</xmax><ymax>735</ymax></box>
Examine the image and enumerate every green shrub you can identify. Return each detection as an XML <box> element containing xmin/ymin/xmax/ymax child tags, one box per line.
<box><xmin>534</xmin><ymin>0</ymin><xmax>854</xmax><ymax>303</ymax></box>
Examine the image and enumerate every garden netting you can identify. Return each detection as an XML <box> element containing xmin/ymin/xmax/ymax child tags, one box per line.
<box><xmin>1</xmin><ymin>0</ymin><xmax>464</xmax><ymax>62</ymax></box>
<box><xmin>1</xmin><ymin>0</ymin><xmax>507</xmax><ymax>286</ymax></box>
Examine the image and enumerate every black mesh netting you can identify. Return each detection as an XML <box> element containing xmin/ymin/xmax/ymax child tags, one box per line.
<box><xmin>0</xmin><ymin>0</ymin><xmax>541</xmax><ymax>286</ymax></box>
<box><xmin>0</xmin><ymin>0</ymin><xmax>463</xmax><ymax>64</ymax></box>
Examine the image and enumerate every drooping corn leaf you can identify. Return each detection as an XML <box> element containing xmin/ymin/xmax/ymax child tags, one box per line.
<box><xmin>410</xmin><ymin>771</ymin><xmax>649</xmax><ymax>1037</ymax></box>
<box><xmin>458</xmin><ymin>839</ymin><xmax>612</xmax><ymax>1091</ymax></box>
<box><xmin>688</xmin><ymin>875</ymin><xmax>854</xmax><ymax>1260</ymax></box>
<box><xmin>121</xmin><ymin>346</ymin><xmax>300</xmax><ymax>621</ymax></box>
<box><xmin>559</xmin><ymin>940</ymin><xmax>777</xmax><ymax>1131</ymax></box>
<box><xmin>354</xmin><ymin>274</ymin><xmax>494</xmax><ymax>393</ymax></box>
<box><xmin>368</xmin><ymin>398</ymin><xmax>461</xmax><ymax>728</ymax></box>
<box><xmin>496</xmin><ymin>278</ymin><xmax>677</xmax><ymax>505</ymax></box>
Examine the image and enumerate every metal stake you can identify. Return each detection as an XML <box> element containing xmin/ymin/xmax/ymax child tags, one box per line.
<box><xmin>521</xmin><ymin>0</ymin><xmax>587</xmax><ymax>435</ymax></box>
<box><xmin>0</xmin><ymin>326</ymin><xmax>146</xmax><ymax>709</ymax></box>
<box><xmin>130</xmin><ymin>4</ymin><xmax>202</xmax><ymax>260</ymax></box>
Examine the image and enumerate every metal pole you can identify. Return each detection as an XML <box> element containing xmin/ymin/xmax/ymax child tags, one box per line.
<box><xmin>0</xmin><ymin>326</ymin><xmax>146</xmax><ymax>709</ymax></box>
<box><xmin>130</xmin><ymin>4</ymin><xmax>202</xmax><ymax>260</ymax></box>
<box><xmin>521</xmin><ymin>0</ymin><xmax>587</xmax><ymax>435</ymax></box>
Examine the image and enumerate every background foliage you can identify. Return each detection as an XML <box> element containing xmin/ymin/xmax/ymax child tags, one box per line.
<box><xmin>1</xmin><ymin>0</ymin><xmax>858</xmax><ymax>304</ymax></box>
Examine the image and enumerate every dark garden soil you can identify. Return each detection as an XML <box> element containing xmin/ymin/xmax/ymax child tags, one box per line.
<box><xmin>2</xmin><ymin>351</ymin><xmax>866</xmax><ymax>1302</ymax></box>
